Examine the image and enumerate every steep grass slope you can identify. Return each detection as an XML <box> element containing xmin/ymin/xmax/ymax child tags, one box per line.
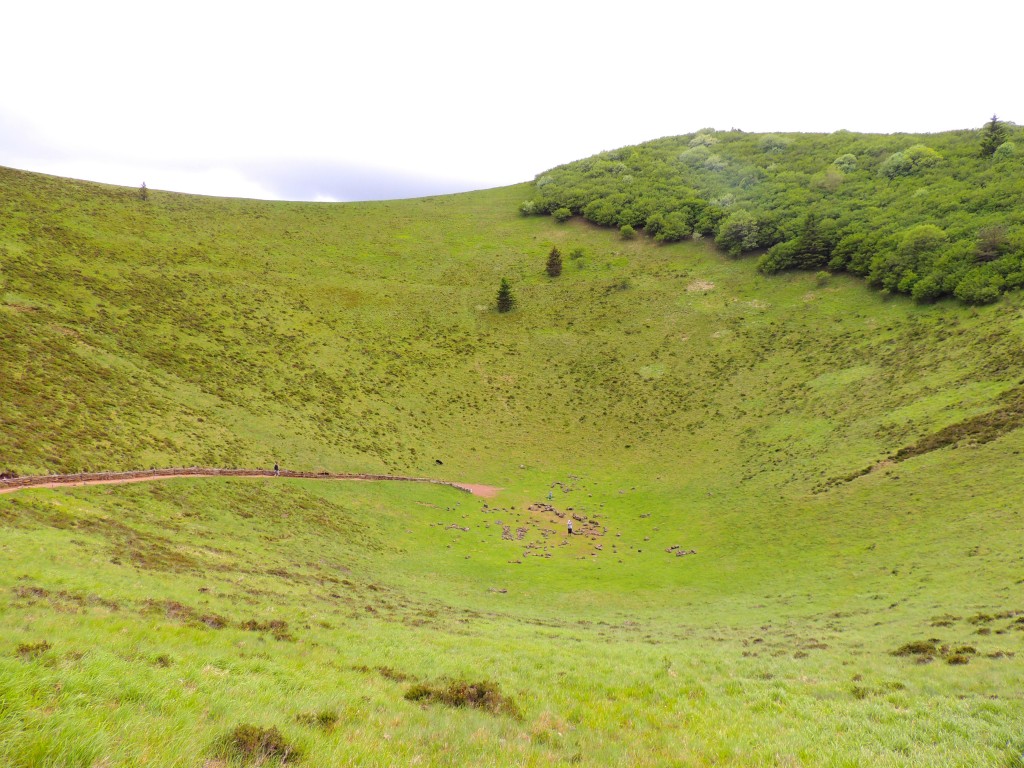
<box><xmin>1</xmin><ymin>167</ymin><xmax>1022</xmax><ymax>766</ymax></box>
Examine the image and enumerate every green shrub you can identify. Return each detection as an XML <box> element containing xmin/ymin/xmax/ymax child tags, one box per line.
<box><xmin>552</xmin><ymin>207</ymin><xmax>572</xmax><ymax>223</ymax></box>
<box><xmin>653</xmin><ymin>211</ymin><xmax>692</xmax><ymax>243</ymax></box>
<box><xmin>620</xmin><ymin>224</ymin><xmax>635</xmax><ymax>240</ymax></box>
<box><xmin>879</xmin><ymin>145</ymin><xmax>942</xmax><ymax>179</ymax></box>
<box><xmin>993</xmin><ymin>141</ymin><xmax>1017</xmax><ymax>160</ymax></box>
<box><xmin>954</xmin><ymin>269</ymin><xmax>1004</xmax><ymax>304</ymax></box>
<box><xmin>911</xmin><ymin>274</ymin><xmax>945</xmax><ymax>303</ymax></box>
<box><xmin>759</xmin><ymin>134</ymin><xmax>791</xmax><ymax>153</ymax></box>
<box><xmin>716</xmin><ymin>211</ymin><xmax>759</xmax><ymax>257</ymax></box>
<box><xmin>689</xmin><ymin>131</ymin><xmax>718</xmax><ymax>147</ymax></box>
<box><xmin>758</xmin><ymin>240</ymin><xmax>799</xmax><ymax>274</ymax></box>
<box><xmin>833</xmin><ymin>153</ymin><xmax>857</xmax><ymax>173</ymax></box>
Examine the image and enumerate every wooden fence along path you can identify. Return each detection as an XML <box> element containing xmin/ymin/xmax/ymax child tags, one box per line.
<box><xmin>0</xmin><ymin>467</ymin><xmax>495</xmax><ymax>497</ymax></box>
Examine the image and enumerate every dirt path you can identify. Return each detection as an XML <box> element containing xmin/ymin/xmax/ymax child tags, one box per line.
<box><xmin>0</xmin><ymin>468</ymin><xmax>501</xmax><ymax>498</ymax></box>
<box><xmin>449</xmin><ymin>483</ymin><xmax>500</xmax><ymax>499</ymax></box>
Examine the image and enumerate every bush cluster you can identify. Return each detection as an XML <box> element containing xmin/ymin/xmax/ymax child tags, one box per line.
<box><xmin>521</xmin><ymin>120</ymin><xmax>1024</xmax><ymax>304</ymax></box>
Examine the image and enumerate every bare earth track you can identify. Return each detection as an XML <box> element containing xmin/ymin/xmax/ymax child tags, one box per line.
<box><xmin>0</xmin><ymin>468</ymin><xmax>501</xmax><ymax>498</ymax></box>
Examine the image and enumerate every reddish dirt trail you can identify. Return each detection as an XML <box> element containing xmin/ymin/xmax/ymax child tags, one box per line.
<box><xmin>450</xmin><ymin>483</ymin><xmax>501</xmax><ymax>499</ymax></box>
<box><xmin>0</xmin><ymin>468</ymin><xmax>501</xmax><ymax>498</ymax></box>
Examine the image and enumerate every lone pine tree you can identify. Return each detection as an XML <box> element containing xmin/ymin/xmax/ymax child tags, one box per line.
<box><xmin>980</xmin><ymin>115</ymin><xmax>1008</xmax><ymax>157</ymax></box>
<box><xmin>496</xmin><ymin>278</ymin><xmax>515</xmax><ymax>312</ymax></box>
<box><xmin>546</xmin><ymin>246</ymin><xmax>563</xmax><ymax>277</ymax></box>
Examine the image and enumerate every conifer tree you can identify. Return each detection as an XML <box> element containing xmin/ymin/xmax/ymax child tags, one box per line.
<box><xmin>980</xmin><ymin>115</ymin><xmax>1007</xmax><ymax>157</ymax></box>
<box><xmin>545</xmin><ymin>246</ymin><xmax>563</xmax><ymax>278</ymax></box>
<box><xmin>496</xmin><ymin>278</ymin><xmax>516</xmax><ymax>313</ymax></box>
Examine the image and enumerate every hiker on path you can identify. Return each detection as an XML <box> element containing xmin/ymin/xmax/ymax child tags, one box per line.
<box><xmin>274</xmin><ymin>462</ymin><xmax>280</xmax><ymax>476</ymax></box>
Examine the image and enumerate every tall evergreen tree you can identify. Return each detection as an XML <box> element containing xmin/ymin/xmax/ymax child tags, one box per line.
<box><xmin>794</xmin><ymin>211</ymin><xmax>830</xmax><ymax>269</ymax></box>
<box><xmin>980</xmin><ymin>115</ymin><xmax>1007</xmax><ymax>157</ymax></box>
<box><xmin>496</xmin><ymin>278</ymin><xmax>515</xmax><ymax>313</ymax></box>
<box><xmin>546</xmin><ymin>246</ymin><xmax>563</xmax><ymax>277</ymax></box>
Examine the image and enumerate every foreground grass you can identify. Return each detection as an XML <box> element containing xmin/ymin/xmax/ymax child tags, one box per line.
<box><xmin>1</xmin><ymin>471</ymin><xmax>1021</xmax><ymax>767</ymax></box>
<box><xmin>2</xmin><ymin>167</ymin><xmax>1024</xmax><ymax>765</ymax></box>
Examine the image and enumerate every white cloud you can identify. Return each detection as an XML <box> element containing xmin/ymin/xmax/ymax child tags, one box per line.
<box><xmin>1</xmin><ymin>0</ymin><xmax>1019</xmax><ymax>200</ymax></box>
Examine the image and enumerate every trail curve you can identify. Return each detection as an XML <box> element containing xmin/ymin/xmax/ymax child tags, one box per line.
<box><xmin>0</xmin><ymin>467</ymin><xmax>501</xmax><ymax>498</ymax></box>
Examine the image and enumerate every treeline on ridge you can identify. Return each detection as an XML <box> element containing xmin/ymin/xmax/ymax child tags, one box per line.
<box><xmin>520</xmin><ymin>118</ymin><xmax>1023</xmax><ymax>304</ymax></box>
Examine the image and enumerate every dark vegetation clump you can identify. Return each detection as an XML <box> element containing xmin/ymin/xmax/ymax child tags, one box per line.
<box><xmin>894</xmin><ymin>386</ymin><xmax>1024</xmax><ymax>462</ymax></box>
<box><xmin>404</xmin><ymin>679</ymin><xmax>521</xmax><ymax>718</ymax></box>
<box><xmin>15</xmin><ymin>640</ymin><xmax>52</xmax><ymax>658</ymax></box>
<box><xmin>892</xmin><ymin>640</ymin><xmax>979</xmax><ymax>666</ymax></box>
<box><xmin>891</xmin><ymin>640</ymin><xmax>938</xmax><ymax>657</ymax></box>
<box><xmin>240</xmin><ymin>619</ymin><xmax>295</xmax><ymax>642</ymax></box>
<box><xmin>851</xmin><ymin>680</ymin><xmax>906</xmax><ymax>700</ymax></box>
<box><xmin>822</xmin><ymin>386</ymin><xmax>1024</xmax><ymax>491</ymax></box>
<box><xmin>377</xmin><ymin>666</ymin><xmax>413</xmax><ymax>682</ymax></box>
<box><xmin>350</xmin><ymin>664</ymin><xmax>414</xmax><ymax>682</ymax></box>
<box><xmin>143</xmin><ymin>599</ymin><xmax>228</xmax><ymax>630</ymax></box>
<box><xmin>218</xmin><ymin>724</ymin><xmax>300</xmax><ymax>764</ymax></box>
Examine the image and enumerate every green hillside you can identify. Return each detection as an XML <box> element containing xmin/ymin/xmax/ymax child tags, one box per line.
<box><xmin>1</xmin><ymin>165</ymin><xmax>1023</xmax><ymax>766</ymax></box>
<box><xmin>524</xmin><ymin>120</ymin><xmax>1024</xmax><ymax>304</ymax></box>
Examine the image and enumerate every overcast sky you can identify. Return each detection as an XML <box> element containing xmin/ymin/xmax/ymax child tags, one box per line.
<box><xmin>2</xmin><ymin>1</ymin><xmax>1019</xmax><ymax>201</ymax></box>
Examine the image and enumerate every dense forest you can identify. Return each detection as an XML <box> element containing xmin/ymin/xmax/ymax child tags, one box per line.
<box><xmin>522</xmin><ymin>118</ymin><xmax>1023</xmax><ymax>303</ymax></box>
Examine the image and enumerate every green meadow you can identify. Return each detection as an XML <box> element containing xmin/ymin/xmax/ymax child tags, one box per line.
<box><xmin>1</xmin><ymin>164</ymin><xmax>1022</xmax><ymax>766</ymax></box>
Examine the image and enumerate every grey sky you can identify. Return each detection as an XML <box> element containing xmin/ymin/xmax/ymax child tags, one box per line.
<box><xmin>1</xmin><ymin>1</ymin><xmax>1020</xmax><ymax>201</ymax></box>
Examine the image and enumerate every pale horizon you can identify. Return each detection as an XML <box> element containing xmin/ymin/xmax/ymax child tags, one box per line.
<box><xmin>2</xmin><ymin>0</ymin><xmax>1018</xmax><ymax>201</ymax></box>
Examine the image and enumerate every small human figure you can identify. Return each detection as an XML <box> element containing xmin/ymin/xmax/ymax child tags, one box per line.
<box><xmin>547</xmin><ymin>490</ymin><xmax>553</xmax><ymax>501</ymax></box>
<box><xmin>274</xmin><ymin>462</ymin><xmax>280</xmax><ymax>477</ymax></box>
<box><xmin>567</xmin><ymin>518</ymin><xmax>573</xmax><ymax>536</ymax></box>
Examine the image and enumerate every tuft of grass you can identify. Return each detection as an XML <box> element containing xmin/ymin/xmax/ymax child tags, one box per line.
<box><xmin>295</xmin><ymin>710</ymin><xmax>338</xmax><ymax>730</ymax></box>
